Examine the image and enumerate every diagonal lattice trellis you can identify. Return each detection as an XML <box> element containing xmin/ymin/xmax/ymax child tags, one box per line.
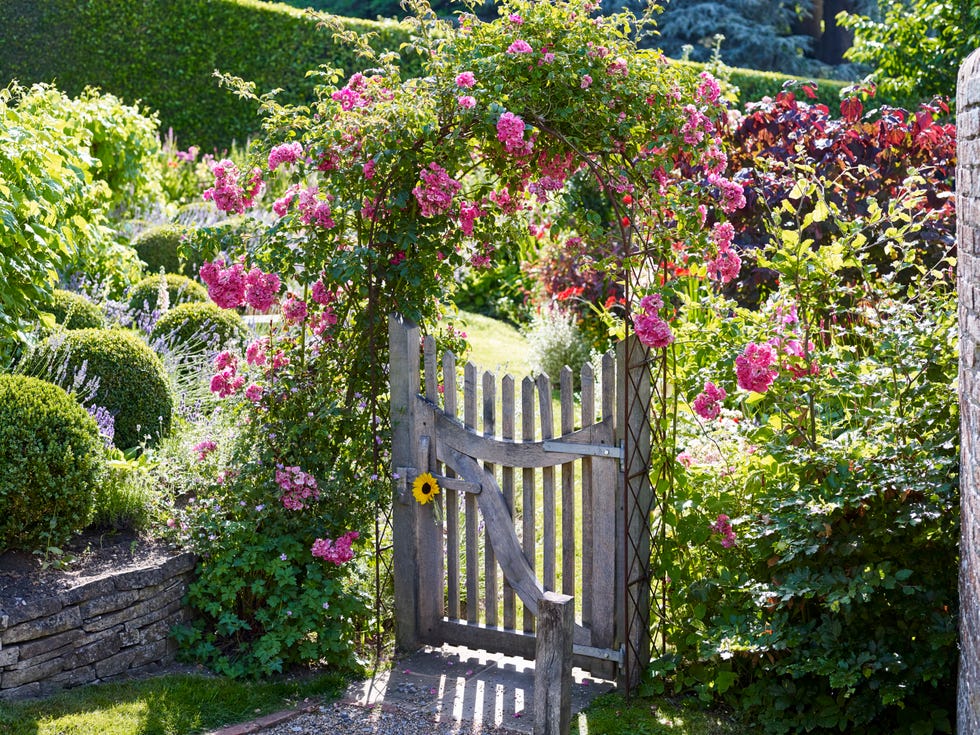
<box><xmin>620</xmin><ymin>242</ymin><xmax>673</xmax><ymax>694</ymax></box>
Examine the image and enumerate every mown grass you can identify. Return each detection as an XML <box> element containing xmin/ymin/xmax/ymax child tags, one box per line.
<box><xmin>575</xmin><ymin>692</ymin><xmax>740</xmax><ymax>735</ymax></box>
<box><xmin>0</xmin><ymin>671</ymin><xmax>346</xmax><ymax>735</ymax></box>
<box><xmin>457</xmin><ymin>309</ymin><xmax>534</xmax><ymax>378</ymax></box>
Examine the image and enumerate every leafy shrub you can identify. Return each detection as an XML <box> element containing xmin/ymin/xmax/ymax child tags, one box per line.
<box><xmin>454</xmin><ymin>260</ymin><xmax>533</xmax><ymax>326</ymax></box>
<box><xmin>839</xmin><ymin>0</ymin><xmax>980</xmax><ymax>109</ymax></box>
<box><xmin>0</xmin><ymin>0</ymin><xmax>422</xmax><ymax>150</ymax></box>
<box><xmin>47</xmin><ymin>289</ymin><xmax>105</xmax><ymax>330</ymax></box>
<box><xmin>23</xmin><ymin>329</ymin><xmax>174</xmax><ymax>450</ymax></box>
<box><xmin>525</xmin><ymin>306</ymin><xmax>594</xmax><ymax>387</ymax></box>
<box><xmin>150</xmin><ymin>301</ymin><xmax>249</xmax><ymax>356</ymax></box>
<box><xmin>0</xmin><ymin>83</ymin><xmax>114</xmax><ymax>363</ymax></box>
<box><xmin>132</xmin><ymin>224</ymin><xmax>197</xmax><ymax>276</ymax></box>
<box><xmin>128</xmin><ymin>273</ymin><xmax>208</xmax><ymax>316</ymax></box>
<box><xmin>715</xmin><ymin>87</ymin><xmax>955</xmax><ymax>306</ymax></box>
<box><xmin>655</xmin><ymin>194</ymin><xmax>959</xmax><ymax>733</ymax></box>
<box><xmin>15</xmin><ymin>85</ymin><xmax>164</xmax><ymax>212</ymax></box>
<box><xmin>90</xmin><ymin>459</ymin><xmax>158</xmax><ymax>532</ymax></box>
<box><xmin>0</xmin><ymin>374</ymin><xmax>103</xmax><ymax>552</ymax></box>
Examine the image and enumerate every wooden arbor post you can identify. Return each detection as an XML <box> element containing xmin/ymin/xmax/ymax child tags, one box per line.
<box><xmin>390</xmin><ymin>313</ymin><xmax>421</xmax><ymax>651</ymax></box>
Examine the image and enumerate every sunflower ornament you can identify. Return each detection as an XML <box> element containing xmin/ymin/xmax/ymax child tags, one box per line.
<box><xmin>412</xmin><ymin>472</ymin><xmax>440</xmax><ymax>505</ymax></box>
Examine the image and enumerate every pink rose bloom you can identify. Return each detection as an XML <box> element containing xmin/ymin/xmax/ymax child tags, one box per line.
<box><xmin>708</xmin><ymin>173</ymin><xmax>747</xmax><ymax>214</ymax></box>
<box><xmin>193</xmin><ymin>440</ymin><xmax>217</xmax><ymax>461</ymax></box>
<box><xmin>213</xmin><ymin>350</ymin><xmax>237</xmax><ymax>370</ymax></box>
<box><xmin>634</xmin><ymin>293</ymin><xmax>673</xmax><ymax>348</ymax></box>
<box><xmin>506</xmin><ymin>40</ymin><xmax>533</xmax><ymax>54</ymax></box>
<box><xmin>455</xmin><ymin>71</ymin><xmax>476</xmax><ymax>88</ymax></box>
<box><xmin>696</xmin><ymin>72</ymin><xmax>722</xmax><ymax>106</ymax></box>
<box><xmin>245</xmin><ymin>338</ymin><xmax>268</xmax><ymax>366</ymax></box>
<box><xmin>735</xmin><ymin>342</ymin><xmax>779</xmax><ymax>393</ymax></box>
<box><xmin>205</xmin><ymin>261</ymin><xmax>246</xmax><ymax>310</ymax></box>
<box><xmin>457</xmin><ymin>95</ymin><xmax>476</xmax><ymax>109</ymax></box>
<box><xmin>634</xmin><ymin>313</ymin><xmax>674</xmax><ymax>348</ymax></box>
<box><xmin>676</xmin><ymin>451</ymin><xmax>693</xmax><ymax>468</ymax></box>
<box><xmin>210</xmin><ymin>367</ymin><xmax>243</xmax><ymax>398</ymax></box>
<box><xmin>711</xmin><ymin>222</ymin><xmax>735</xmax><ymax>250</ymax></box>
<box><xmin>508</xmin><ymin>13</ymin><xmax>523</xmax><ymax>24</ymax></box>
<box><xmin>412</xmin><ymin>162</ymin><xmax>461</xmax><ymax>217</ymax></box>
<box><xmin>281</xmin><ymin>294</ymin><xmax>308</xmax><ymax>325</ymax></box>
<box><xmin>581</xmin><ymin>75</ymin><xmax>593</xmax><ymax>89</ymax></box>
<box><xmin>711</xmin><ymin>514</ymin><xmax>736</xmax><ymax>548</ymax></box>
<box><xmin>706</xmin><ymin>246</ymin><xmax>741</xmax><ymax>284</ymax></box>
<box><xmin>297</xmin><ymin>186</ymin><xmax>335</xmax><ymax>228</ymax></box>
<box><xmin>692</xmin><ymin>381</ymin><xmax>727</xmax><ymax>420</ymax></box>
<box><xmin>244</xmin><ymin>268</ymin><xmax>281</xmax><ymax>311</ymax></box>
<box><xmin>363</xmin><ymin>159</ymin><xmax>376</xmax><ymax>180</ymax></box>
<box><xmin>496</xmin><ymin>111</ymin><xmax>531</xmax><ymax>155</ymax></box>
<box><xmin>267</xmin><ymin>142</ymin><xmax>303</xmax><ymax>171</ymax></box>
<box><xmin>311</xmin><ymin>531</ymin><xmax>360</xmax><ymax>565</ymax></box>
<box><xmin>458</xmin><ymin>200</ymin><xmax>484</xmax><ymax>236</ymax></box>
<box><xmin>273</xmin><ymin>186</ymin><xmax>298</xmax><ymax>218</ymax></box>
<box><xmin>311</xmin><ymin>279</ymin><xmax>335</xmax><ymax>306</ymax></box>
<box><xmin>199</xmin><ymin>259</ymin><xmax>221</xmax><ymax>287</ymax></box>
<box><xmin>244</xmin><ymin>383</ymin><xmax>263</xmax><ymax>402</ymax></box>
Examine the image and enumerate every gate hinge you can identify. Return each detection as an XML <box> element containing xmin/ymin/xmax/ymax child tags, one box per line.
<box><xmin>572</xmin><ymin>643</ymin><xmax>624</xmax><ymax>664</ymax></box>
<box><xmin>542</xmin><ymin>440</ymin><xmax>624</xmax><ymax>461</ymax></box>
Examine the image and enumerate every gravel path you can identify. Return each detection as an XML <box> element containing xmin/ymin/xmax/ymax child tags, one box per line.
<box><xmin>218</xmin><ymin>700</ymin><xmax>525</xmax><ymax>735</ymax></box>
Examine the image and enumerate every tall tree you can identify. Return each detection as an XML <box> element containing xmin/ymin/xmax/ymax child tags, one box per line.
<box><xmin>840</xmin><ymin>0</ymin><xmax>980</xmax><ymax>106</ymax></box>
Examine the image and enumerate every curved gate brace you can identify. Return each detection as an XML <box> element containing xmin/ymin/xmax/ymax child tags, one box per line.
<box><xmin>440</xmin><ymin>446</ymin><xmax>590</xmax><ymax>646</ymax></box>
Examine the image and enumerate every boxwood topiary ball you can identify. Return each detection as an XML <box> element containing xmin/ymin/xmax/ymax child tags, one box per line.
<box><xmin>127</xmin><ymin>273</ymin><xmax>208</xmax><ymax>316</ymax></box>
<box><xmin>0</xmin><ymin>374</ymin><xmax>103</xmax><ymax>552</ymax></box>
<box><xmin>132</xmin><ymin>223</ymin><xmax>198</xmax><ymax>276</ymax></box>
<box><xmin>24</xmin><ymin>329</ymin><xmax>175</xmax><ymax>450</ymax></box>
<box><xmin>150</xmin><ymin>301</ymin><xmax>249</xmax><ymax>355</ymax></box>
<box><xmin>47</xmin><ymin>289</ymin><xmax>105</xmax><ymax>330</ymax></box>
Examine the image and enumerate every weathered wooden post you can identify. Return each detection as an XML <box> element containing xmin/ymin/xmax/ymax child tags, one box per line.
<box><xmin>534</xmin><ymin>591</ymin><xmax>574</xmax><ymax>735</ymax></box>
<box><xmin>957</xmin><ymin>46</ymin><xmax>980</xmax><ymax>733</ymax></box>
<box><xmin>389</xmin><ymin>313</ymin><xmax>421</xmax><ymax>651</ymax></box>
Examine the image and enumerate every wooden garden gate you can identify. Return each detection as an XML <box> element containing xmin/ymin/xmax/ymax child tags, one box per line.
<box><xmin>389</xmin><ymin>314</ymin><xmax>652</xmax><ymax>690</ymax></box>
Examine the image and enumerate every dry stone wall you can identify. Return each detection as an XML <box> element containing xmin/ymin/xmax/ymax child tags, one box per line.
<box><xmin>0</xmin><ymin>552</ymin><xmax>195</xmax><ymax>700</ymax></box>
<box><xmin>958</xmin><ymin>46</ymin><xmax>980</xmax><ymax>733</ymax></box>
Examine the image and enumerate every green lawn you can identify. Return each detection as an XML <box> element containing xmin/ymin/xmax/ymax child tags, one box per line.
<box><xmin>0</xmin><ymin>672</ymin><xmax>346</xmax><ymax>735</ymax></box>
<box><xmin>457</xmin><ymin>309</ymin><xmax>534</xmax><ymax>377</ymax></box>
<box><xmin>575</xmin><ymin>692</ymin><xmax>738</xmax><ymax>735</ymax></box>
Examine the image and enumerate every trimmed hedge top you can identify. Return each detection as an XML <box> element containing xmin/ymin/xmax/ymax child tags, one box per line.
<box><xmin>0</xmin><ymin>0</ymin><xmax>421</xmax><ymax>150</ymax></box>
<box><xmin>128</xmin><ymin>273</ymin><xmax>209</xmax><ymax>316</ymax></box>
<box><xmin>0</xmin><ymin>374</ymin><xmax>103</xmax><ymax>552</ymax></box>
<box><xmin>24</xmin><ymin>329</ymin><xmax>175</xmax><ymax>450</ymax></box>
<box><xmin>47</xmin><ymin>289</ymin><xmax>105</xmax><ymax>330</ymax></box>
<box><xmin>0</xmin><ymin>0</ymin><xmax>878</xmax><ymax>151</ymax></box>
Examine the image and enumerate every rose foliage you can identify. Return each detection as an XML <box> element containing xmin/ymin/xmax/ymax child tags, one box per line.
<box><xmin>170</xmin><ymin>0</ymin><xmax>743</xmax><ymax>677</ymax></box>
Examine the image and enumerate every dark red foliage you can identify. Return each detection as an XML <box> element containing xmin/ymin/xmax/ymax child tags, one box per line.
<box><xmin>720</xmin><ymin>88</ymin><xmax>956</xmax><ymax>304</ymax></box>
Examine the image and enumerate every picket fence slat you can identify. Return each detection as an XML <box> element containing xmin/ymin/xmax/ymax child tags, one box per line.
<box><xmin>522</xmin><ymin>376</ymin><xmax>536</xmax><ymax>634</ymax></box>
<box><xmin>483</xmin><ymin>370</ymin><xmax>498</xmax><ymax>628</ymax></box>
<box><xmin>501</xmin><ymin>374</ymin><xmax>517</xmax><ymax>631</ymax></box>
<box><xmin>443</xmin><ymin>351</ymin><xmax>460</xmax><ymax>621</ymax></box>
<box><xmin>580</xmin><ymin>362</ymin><xmax>595</xmax><ymax>627</ymax></box>
<box><xmin>560</xmin><ymin>367</ymin><xmax>575</xmax><ymax>599</ymax></box>
<box><xmin>536</xmin><ymin>374</ymin><xmax>555</xmax><ymax>593</ymax></box>
<box><xmin>464</xmin><ymin>362</ymin><xmax>479</xmax><ymax>625</ymax></box>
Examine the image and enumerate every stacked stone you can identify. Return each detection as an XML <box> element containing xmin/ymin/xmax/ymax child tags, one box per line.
<box><xmin>0</xmin><ymin>553</ymin><xmax>195</xmax><ymax>700</ymax></box>
<box><xmin>959</xmin><ymin>46</ymin><xmax>980</xmax><ymax>733</ymax></box>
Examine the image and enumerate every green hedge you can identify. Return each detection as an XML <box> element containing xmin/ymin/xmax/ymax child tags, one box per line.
<box><xmin>670</xmin><ymin>59</ymin><xmax>906</xmax><ymax>111</ymax></box>
<box><xmin>0</xmin><ymin>0</ymin><xmax>420</xmax><ymax>150</ymax></box>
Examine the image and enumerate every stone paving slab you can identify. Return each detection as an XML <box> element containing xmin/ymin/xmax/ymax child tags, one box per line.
<box><xmin>342</xmin><ymin>644</ymin><xmax>614</xmax><ymax>734</ymax></box>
